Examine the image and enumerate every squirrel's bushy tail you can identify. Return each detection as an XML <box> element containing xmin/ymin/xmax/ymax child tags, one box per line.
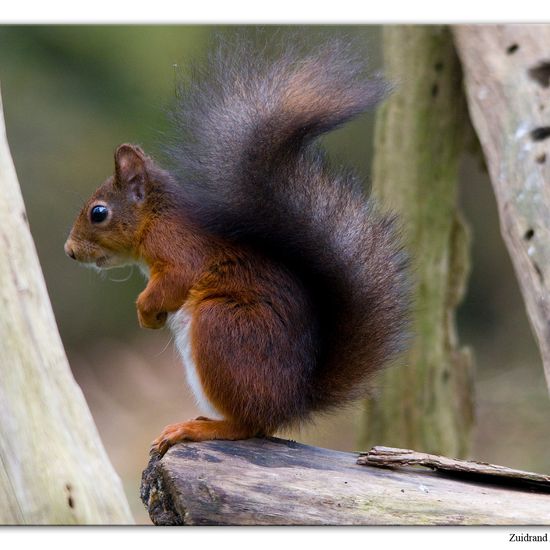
<box><xmin>168</xmin><ymin>32</ymin><xmax>409</xmax><ymax>411</ymax></box>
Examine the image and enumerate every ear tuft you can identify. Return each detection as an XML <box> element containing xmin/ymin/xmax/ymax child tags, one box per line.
<box><xmin>115</xmin><ymin>143</ymin><xmax>146</xmax><ymax>184</ymax></box>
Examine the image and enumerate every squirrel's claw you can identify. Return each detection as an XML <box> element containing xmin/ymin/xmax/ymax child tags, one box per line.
<box><xmin>150</xmin><ymin>421</ymin><xmax>195</xmax><ymax>456</ymax></box>
<box><xmin>151</xmin><ymin>418</ymin><xmax>258</xmax><ymax>457</ymax></box>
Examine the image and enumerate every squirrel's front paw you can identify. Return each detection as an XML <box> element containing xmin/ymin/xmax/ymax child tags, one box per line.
<box><xmin>136</xmin><ymin>295</ymin><xmax>167</xmax><ymax>329</ymax></box>
<box><xmin>138</xmin><ymin>308</ymin><xmax>167</xmax><ymax>329</ymax></box>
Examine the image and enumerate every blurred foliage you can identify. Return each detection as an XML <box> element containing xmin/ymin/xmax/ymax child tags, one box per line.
<box><xmin>1</xmin><ymin>25</ymin><xmax>549</xmax><ymax>521</ymax></box>
<box><xmin>0</xmin><ymin>24</ymin><xmax>380</xmax><ymax>349</ymax></box>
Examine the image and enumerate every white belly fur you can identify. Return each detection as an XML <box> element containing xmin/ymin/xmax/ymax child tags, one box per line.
<box><xmin>168</xmin><ymin>308</ymin><xmax>223</xmax><ymax>419</ymax></box>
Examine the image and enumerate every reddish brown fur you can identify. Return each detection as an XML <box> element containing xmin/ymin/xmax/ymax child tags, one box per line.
<box><xmin>187</xmin><ymin>249</ymin><xmax>317</xmax><ymax>433</ymax></box>
<box><xmin>66</xmin><ymin>145</ymin><xmax>319</xmax><ymax>452</ymax></box>
<box><xmin>65</xmin><ymin>36</ymin><xmax>409</xmax><ymax>456</ymax></box>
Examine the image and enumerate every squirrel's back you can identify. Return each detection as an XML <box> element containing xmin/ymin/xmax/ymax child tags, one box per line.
<box><xmin>168</xmin><ymin>32</ymin><xmax>410</xmax><ymax>413</ymax></box>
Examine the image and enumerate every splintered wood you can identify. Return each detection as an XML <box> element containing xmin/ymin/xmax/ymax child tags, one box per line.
<box><xmin>359</xmin><ymin>446</ymin><xmax>550</xmax><ymax>489</ymax></box>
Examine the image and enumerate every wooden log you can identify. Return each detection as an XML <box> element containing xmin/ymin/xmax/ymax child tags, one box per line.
<box><xmin>453</xmin><ymin>25</ymin><xmax>550</xmax><ymax>395</ymax></box>
<box><xmin>363</xmin><ymin>25</ymin><xmax>474</xmax><ymax>457</ymax></box>
<box><xmin>140</xmin><ymin>438</ymin><xmax>550</xmax><ymax>525</ymax></box>
<box><xmin>0</xmin><ymin>88</ymin><xmax>133</xmax><ymax>524</ymax></box>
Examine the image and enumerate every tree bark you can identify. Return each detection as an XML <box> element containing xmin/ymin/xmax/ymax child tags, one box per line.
<box><xmin>453</xmin><ymin>24</ymin><xmax>550</xmax><ymax>396</ymax></box>
<box><xmin>141</xmin><ymin>438</ymin><xmax>550</xmax><ymax>525</ymax></box>
<box><xmin>0</xmin><ymin>89</ymin><xmax>133</xmax><ymax>524</ymax></box>
<box><xmin>362</xmin><ymin>26</ymin><xmax>474</xmax><ymax>457</ymax></box>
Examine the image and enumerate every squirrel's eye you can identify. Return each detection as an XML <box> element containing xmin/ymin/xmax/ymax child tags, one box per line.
<box><xmin>90</xmin><ymin>205</ymin><xmax>109</xmax><ymax>224</ymax></box>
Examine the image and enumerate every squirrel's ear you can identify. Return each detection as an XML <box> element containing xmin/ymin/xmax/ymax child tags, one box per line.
<box><xmin>114</xmin><ymin>144</ymin><xmax>147</xmax><ymax>202</ymax></box>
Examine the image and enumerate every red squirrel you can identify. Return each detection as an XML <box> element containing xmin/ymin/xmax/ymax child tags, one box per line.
<box><xmin>64</xmin><ymin>36</ymin><xmax>409</xmax><ymax>455</ymax></box>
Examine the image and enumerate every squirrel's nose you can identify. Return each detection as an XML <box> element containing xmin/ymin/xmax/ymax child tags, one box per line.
<box><xmin>64</xmin><ymin>240</ymin><xmax>76</xmax><ymax>260</ymax></box>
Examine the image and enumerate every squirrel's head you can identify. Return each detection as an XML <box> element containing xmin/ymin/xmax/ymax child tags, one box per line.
<box><xmin>64</xmin><ymin>143</ymin><xmax>162</xmax><ymax>269</ymax></box>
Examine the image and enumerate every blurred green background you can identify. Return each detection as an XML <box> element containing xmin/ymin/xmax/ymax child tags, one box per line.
<box><xmin>1</xmin><ymin>25</ymin><xmax>548</xmax><ymax>523</ymax></box>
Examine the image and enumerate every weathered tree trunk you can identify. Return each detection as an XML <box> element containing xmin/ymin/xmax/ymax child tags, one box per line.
<box><xmin>141</xmin><ymin>438</ymin><xmax>550</xmax><ymax>525</ymax></box>
<box><xmin>453</xmin><ymin>25</ymin><xmax>550</xmax><ymax>396</ymax></box>
<box><xmin>362</xmin><ymin>26</ymin><xmax>474</xmax><ymax>457</ymax></box>
<box><xmin>0</xmin><ymin>89</ymin><xmax>133</xmax><ymax>524</ymax></box>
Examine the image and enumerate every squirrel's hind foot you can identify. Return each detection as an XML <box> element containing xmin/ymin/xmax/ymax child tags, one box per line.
<box><xmin>151</xmin><ymin>417</ymin><xmax>259</xmax><ymax>456</ymax></box>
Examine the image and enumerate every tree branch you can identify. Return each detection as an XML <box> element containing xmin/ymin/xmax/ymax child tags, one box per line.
<box><xmin>364</xmin><ymin>25</ymin><xmax>474</xmax><ymax>457</ymax></box>
<box><xmin>0</xmin><ymin>86</ymin><xmax>133</xmax><ymax>524</ymax></box>
<box><xmin>453</xmin><ymin>24</ymin><xmax>550</xmax><ymax>396</ymax></box>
